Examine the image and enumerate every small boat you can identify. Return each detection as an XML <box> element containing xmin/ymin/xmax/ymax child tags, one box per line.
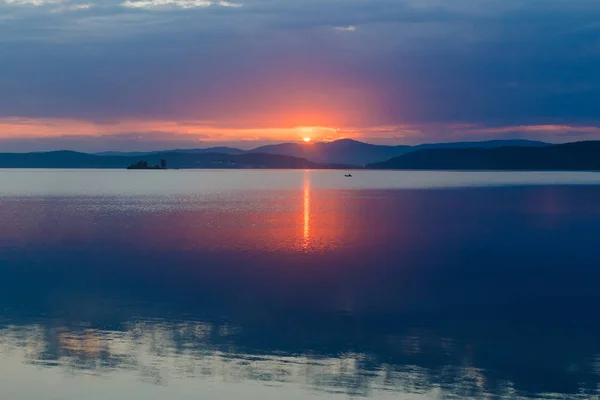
<box><xmin>344</xmin><ymin>173</ymin><xmax>353</xmax><ymax>177</ymax></box>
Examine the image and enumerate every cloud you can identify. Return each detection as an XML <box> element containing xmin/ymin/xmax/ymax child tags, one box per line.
<box><xmin>52</xmin><ymin>3</ymin><xmax>92</xmax><ymax>11</ymax></box>
<box><xmin>334</xmin><ymin>25</ymin><xmax>356</xmax><ymax>32</ymax></box>
<box><xmin>2</xmin><ymin>0</ymin><xmax>65</xmax><ymax>5</ymax></box>
<box><xmin>120</xmin><ymin>0</ymin><xmax>241</xmax><ymax>9</ymax></box>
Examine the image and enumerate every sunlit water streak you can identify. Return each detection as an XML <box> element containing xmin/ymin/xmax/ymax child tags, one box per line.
<box><xmin>303</xmin><ymin>171</ymin><xmax>311</xmax><ymax>251</ymax></box>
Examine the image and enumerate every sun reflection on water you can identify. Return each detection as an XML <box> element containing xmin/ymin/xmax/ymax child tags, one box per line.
<box><xmin>303</xmin><ymin>171</ymin><xmax>311</xmax><ymax>251</ymax></box>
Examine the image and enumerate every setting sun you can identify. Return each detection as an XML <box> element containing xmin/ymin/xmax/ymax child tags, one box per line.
<box><xmin>303</xmin><ymin>137</ymin><xmax>311</xmax><ymax>142</ymax></box>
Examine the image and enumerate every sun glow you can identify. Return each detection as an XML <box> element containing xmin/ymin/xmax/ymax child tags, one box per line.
<box><xmin>294</xmin><ymin>125</ymin><xmax>339</xmax><ymax>142</ymax></box>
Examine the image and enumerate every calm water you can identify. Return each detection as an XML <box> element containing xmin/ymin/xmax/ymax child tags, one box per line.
<box><xmin>1</xmin><ymin>170</ymin><xmax>600</xmax><ymax>399</ymax></box>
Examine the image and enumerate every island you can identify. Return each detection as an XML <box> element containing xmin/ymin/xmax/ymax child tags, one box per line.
<box><xmin>127</xmin><ymin>159</ymin><xmax>167</xmax><ymax>170</ymax></box>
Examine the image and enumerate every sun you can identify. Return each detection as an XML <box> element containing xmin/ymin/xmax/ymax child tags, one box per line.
<box><xmin>303</xmin><ymin>137</ymin><xmax>312</xmax><ymax>142</ymax></box>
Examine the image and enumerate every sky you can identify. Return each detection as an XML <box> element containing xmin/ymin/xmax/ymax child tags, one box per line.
<box><xmin>1</xmin><ymin>0</ymin><xmax>600</xmax><ymax>152</ymax></box>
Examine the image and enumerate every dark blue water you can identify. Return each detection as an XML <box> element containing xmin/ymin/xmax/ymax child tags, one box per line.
<box><xmin>1</xmin><ymin>170</ymin><xmax>600</xmax><ymax>399</ymax></box>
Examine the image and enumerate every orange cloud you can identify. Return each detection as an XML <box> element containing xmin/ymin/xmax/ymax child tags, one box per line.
<box><xmin>0</xmin><ymin>117</ymin><xmax>421</xmax><ymax>144</ymax></box>
<box><xmin>0</xmin><ymin>117</ymin><xmax>337</xmax><ymax>142</ymax></box>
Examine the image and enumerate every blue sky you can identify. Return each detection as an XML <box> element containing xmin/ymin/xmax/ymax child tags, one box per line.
<box><xmin>1</xmin><ymin>0</ymin><xmax>599</xmax><ymax>151</ymax></box>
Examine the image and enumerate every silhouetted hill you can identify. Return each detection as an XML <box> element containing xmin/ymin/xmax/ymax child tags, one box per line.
<box><xmin>170</xmin><ymin>147</ymin><xmax>246</xmax><ymax>155</ymax></box>
<box><xmin>412</xmin><ymin>139</ymin><xmax>549</xmax><ymax>151</ymax></box>
<box><xmin>95</xmin><ymin>151</ymin><xmax>154</xmax><ymax>157</ymax></box>
<box><xmin>248</xmin><ymin>139</ymin><xmax>550</xmax><ymax>165</ymax></box>
<box><xmin>0</xmin><ymin>151</ymin><xmax>331</xmax><ymax>169</ymax></box>
<box><xmin>367</xmin><ymin>141</ymin><xmax>600</xmax><ymax>170</ymax></box>
<box><xmin>250</xmin><ymin>139</ymin><xmax>412</xmax><ymax>165</ymax></box>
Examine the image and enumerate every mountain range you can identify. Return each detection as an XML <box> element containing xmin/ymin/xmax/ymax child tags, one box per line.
<box><xmin>94</xmin><ymin>139</ymin><xmax>549</xmax><ymax>166</ymax></box>
<box><xmin>1</xmin><ymin>139</ymin><xmax>599</xmax><ymax>170</ymax></box>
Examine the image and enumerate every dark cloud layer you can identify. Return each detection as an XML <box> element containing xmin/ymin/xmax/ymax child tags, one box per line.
<box><xmin>1</xmin><ymin>0</ymin><xmax>600</xmax><ymax>149</ymax></box>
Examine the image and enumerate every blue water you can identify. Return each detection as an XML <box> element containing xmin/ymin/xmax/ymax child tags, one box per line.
<box><xmin>1</xmin><ymin>170</ymin><xmax>600</xmax><ymax>399</ymax></box>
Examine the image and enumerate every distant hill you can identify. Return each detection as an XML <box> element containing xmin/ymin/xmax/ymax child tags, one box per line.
<box><xmin>412</xmin><ymin>139</ymin><xmax>549</xmax><ymax>151</ymax></box>
<box><xmin>169</xmin><ymin>147</ymin><xmax>246</xmax><ymax>155</ymax></box>
<box><xmin>95</xmin><ymin>147</ymin><xmax>245</xmax><ymax>157</ymax></box>
<box><xmin>367</xmin><ymin>141</ymin><xmax>600</xmax><ymax>171</ymax></box>
<box><xmin>0</xmin><ymin>151</ymin><xmax>333</xmax><ymax>169</ymax></box>
<box><xmin>95</xmin><ymin>151</ymin><xmax>155</xmax><ymax>157</ymax></box>
<box><xmin>247</xmin><ymin>139</ymin><xmax>550</xmax><ymax>165</ymax></box>
<box><xmin>249</xmin><ymin>139</ymin><xmax>412</xmax><ymax>165</ymax></box>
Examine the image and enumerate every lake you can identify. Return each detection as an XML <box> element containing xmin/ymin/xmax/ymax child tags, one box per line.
<box><xmin>1</xmin><ymin>169</ymin><xmax>600</xmax><ymax>399</ymax></box>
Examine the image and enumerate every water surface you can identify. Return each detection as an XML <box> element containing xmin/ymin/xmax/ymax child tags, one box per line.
<box><xmin>1</xmin><ymin>170</ymin><xmax>600</xmax><ymax>399</ymax></box>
